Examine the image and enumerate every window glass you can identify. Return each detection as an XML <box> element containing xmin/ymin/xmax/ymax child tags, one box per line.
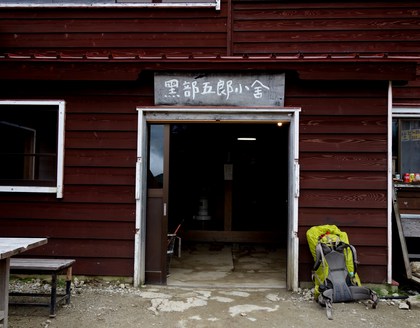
<box><xmin>0</xmin><ymin>101</ymin><xmax>64</xmax><ymax>196</ymax></box>
<box><xmin>393</xmin><ymin>118</ymin><xmax>420</xmax><ymax>176</ymax></box>
<box><xmin>148</xmin><ymin>124</ymin><xmax>164</xmax><ymax>188</ymax></box>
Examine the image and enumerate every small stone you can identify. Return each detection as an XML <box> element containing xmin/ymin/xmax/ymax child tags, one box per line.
<box><xmin>265</xmin><ymin>294</ymin><xmax>280</xmax><ymax>302</ymax></box>
<box><xmin>407</xmin><ymin>295</ymin><xmax>420</xmax><ymax>310</ymax></box>
<box><xmin>399</xmin><ymin>302</ymin><xmax>410</xmax><ymax>310</ymax></box>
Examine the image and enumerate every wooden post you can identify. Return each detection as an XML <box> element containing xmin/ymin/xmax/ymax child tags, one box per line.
<box><xmin>224</xmin><ymin>181</ymin><xmax>232</xmax><ymax>231</ymax></box>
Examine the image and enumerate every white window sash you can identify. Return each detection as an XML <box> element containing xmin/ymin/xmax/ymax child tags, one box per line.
<box><xmin>0</xmin><ymin>100</ymin><xmax>65</xmax><ymax>198</ymax></box>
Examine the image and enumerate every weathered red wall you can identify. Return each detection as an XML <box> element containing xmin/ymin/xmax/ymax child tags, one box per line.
<box><xmin>1</xmin><ymin>1</ymin><xmax>419</xmax><ymax>282</ymax></box>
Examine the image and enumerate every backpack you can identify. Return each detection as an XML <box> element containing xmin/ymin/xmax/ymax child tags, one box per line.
<box><xmin>306</xmin><ymin>225</ymin><xmax>378</xmax><ymax>319</ymax></box>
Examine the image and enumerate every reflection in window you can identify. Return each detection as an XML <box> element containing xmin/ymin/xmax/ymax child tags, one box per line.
<box><xmin>148</xmin><ymin>124</ymin><xmax>164</xmax><ymax>188</ymax></box>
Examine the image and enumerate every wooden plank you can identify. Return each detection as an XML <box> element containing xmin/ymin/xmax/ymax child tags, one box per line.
<box><xmin>0</xmin><ymin>203</ymin><xmax>135</xmax><ymax>221</ymax></box>
<box><xmin>286</xmin><ymin>80</ymin><xmax>387</xmax><ymax>97</ymax></box>
<box><xmin>401</xmin><ymin>217</ymin><xmax>420</xmax><ymax>238</ymax></box>
<box><xmin>223</xmin><ymin>181</ymin><xmax>232</xmax><ymax>231</ymax></box>
<box><xmin>1</xmin><ymin>220</ymin><xmax>134</xmax><ymax>240</ymax></box>
<box><xmin>68</xmin><ymin>96</ymin><xmax>151</xmax><ymax>113</ymax></box>
<box><xmin>27</xmin><ymin>239</ymin><xmax>134</xmax><ymax>258</ymax></box>
<box><xmin>61</xmin><ymin>185</ymin><xmax>135</xmax><ymax>203</ymax></box>
<box><xmin>287</xmin><ymin>98</ymin><xmax>387</xmax><ymax>116</ymax></box>
<box><xmin>68</xmin><ymin>257</ymin><xmax>134</xmax><ymax>276</ymax></box>
<box><xmin>233</xmin><ymin>18</ymin><xmax>420</xmax><ymax>32</ymax></box>
<box><xmin>1</xmin><ymin>32</ymin><xmax>226</xmax><ymax>48</ymax></box>
<box><xmin>65</xmin><ymin>131</ymin><xmax>137</xmax><ymax>149</ymax></box>
<box><xmin>65</xmin><ymin>149</ymin><xmax>136</xmax><ymax>167</ymax></box>
<box><xmin>0</xmin><ymin>238</ymin><xmax>48</xmax><ymax>260</ymax></box>
<box><xmin>66</xmin><ymin>113</ymin><xmax>138</xmax><ymax>131</ymax></box>
<box><xmin>300</xmin><ymin>171</ymin><xmax>386</xmax><ymax>190</ymax></box>
<box><xmin>356</xmin><ymin>265</ymin><xmax>387</xmax><ymax>282</ymax></box>
<box><xmin>0</xmin><ymin>18</ymin><xmax>228</xmax><ymax>33</ymax></box>
<box><xmin>299</xmin><ymin>189</ymin><xmax>387</xmax><ymax>209</ymax></box>
<box><xmin>233</xmin><ymin>2</ymin><xmax>419</xmax><ymax>12</ymax></box>
<box><xmin>10</xmin><ymin>258</ymin><xmax>75</xmax><ymax>272</ymax></box>
<box><xmin>234</xmin><ymin>30</ymin><xmax>420</xmax><ymax>43</ymax></box>
<box><xmin>233</xmin><ymin>6</ymin><xmax>420</xmax><ymax>20</ymax></box>
<box><xmin>398</xmin><ymin>197</ymin><xmax>420</xmax><ymax>211</ymax></box>
<box><xmin>180</xmin><ymin>230</ymin><xmax>283</xmax><ymax>243</ymax></box>
<box><xmin>300</xmin><ymin>134</ymin><xmax>387</xmax><ymax>152</ymax></box>
<box><xmin>65</xmin><ymin>167</ymin><xmax>135</xmax><ymax>185</ymax></box>
<box><xmin>300</xmin><ymin>116</ymin><xmax>387</xmax><ymax>134</ymax></box>
<box><xmin>300</xmin><ymin>152</ymin><xmax>387</xmax><ymax>171</ymax></box>
<box><xmin>299</xmin><ymin>208</ymin><xmax>387</xmax><ymax>228</ymax></box>
<box><xmin>233</xmin><ymin>41</ymin><xmax>420</xmax><ymax>54</ymax></box>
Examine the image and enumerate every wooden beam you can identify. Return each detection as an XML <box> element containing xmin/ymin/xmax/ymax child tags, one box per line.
<box><xmin>180</xmin><ymin>230</ymin><xmax>282</xmax><ymax>243</ymax></box>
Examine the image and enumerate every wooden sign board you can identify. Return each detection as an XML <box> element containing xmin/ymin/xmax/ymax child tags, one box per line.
<box><xmin>154</xmin><ymin>72</ymin><xmax>285</xmax><ymax>106</ymax></box>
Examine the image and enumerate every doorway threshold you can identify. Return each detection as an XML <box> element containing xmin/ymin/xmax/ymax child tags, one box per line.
<box><xmin>166</xmin><ymin>243</ymin><xmax>286</xmax><ymax>289</ymax></box>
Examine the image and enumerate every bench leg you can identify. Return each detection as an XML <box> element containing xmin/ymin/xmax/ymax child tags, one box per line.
<box><xmin>49</xmin><ymin>273</ymin><xmax>57</xmax><ymax>318</ymax></box>
<box><xmin>65</xmin><ymin>267</ymin><xmax>72</xmax><ymax>304</ymax></box>
<box><xmin>0</xmin><ymin>258</ymin><xmax>10</xmax><ymax>328</ymax></box>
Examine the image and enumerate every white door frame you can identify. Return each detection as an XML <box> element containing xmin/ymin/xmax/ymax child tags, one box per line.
<box><xmin>134</xmin><ymin>107</ymin><xmax>301</xmax><ymax>291</ymax></box>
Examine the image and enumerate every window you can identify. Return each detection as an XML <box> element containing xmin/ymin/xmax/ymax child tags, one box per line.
<box><xmin>392</xmin><ymin>107</ymin><xmax>420</xmax><ymax>178</ymax></box>
<box><xmin>0</xmin><ymin>101</ymin><xmax>65</xmax><ymax>198</ymax></box>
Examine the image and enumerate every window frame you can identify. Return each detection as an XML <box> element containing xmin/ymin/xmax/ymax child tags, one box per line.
<box><xmin>392</xmin><ymin>106</ymin><xmax>420</xmax><ymax>177</ymax></box>
<box><xmin>0</xmin><ymin>100</ymin><xmax>65</xmax><ymax>198</ymax></box>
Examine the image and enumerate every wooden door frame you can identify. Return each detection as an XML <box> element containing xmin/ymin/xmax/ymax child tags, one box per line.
<box><xmin>134</xmin><ymin>107</ymin><xmax>301</xmax><ymax>291</ymax></box>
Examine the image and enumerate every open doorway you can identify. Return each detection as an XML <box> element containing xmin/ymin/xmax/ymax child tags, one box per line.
<box><xmin>166</xmin><ymin>123</ymin><xmax>289</xmax><ymax>287</ymax></box>
<box><xmin>135</xmin><ymin>107</ymin><xmax>300</xmax><ymax>290</ymax></box>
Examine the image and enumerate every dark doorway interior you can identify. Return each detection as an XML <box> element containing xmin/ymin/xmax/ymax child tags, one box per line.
<box><xmin>168</xmin><ymin>122</ymin><xmax>289</xmax><ymax>241</ymax></box>
<box><xmin>166</xmin><ymin>122</ymin><xmax>289</xmax><ymax>287</ymax></box>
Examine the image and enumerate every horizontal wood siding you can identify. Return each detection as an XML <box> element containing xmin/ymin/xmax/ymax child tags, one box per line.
<box><xmin>396</xmin><ymin>188</ymin><xmax>420</xmax><ymax>216</ymax></box>
<box><xmin>0</xmin><ymin>5</ymin><xmax>228</xmax><ymax>56</ymax></box>
<box><xmin>393</xmin><ymin>64</ymin><xmax>420</xmax><ymax>105</ymax></box>
<box><xmin>232</xmin><ymin>1</ymin><xmax>420</xmax><ymax>56</ymax></box>
<box><xmin>232</xmin><ymin>1</ymin><xmax>420</xmax><ymax>106</ymax></box>
<box><xmin>286</xmin><ymin>79</ymin><xmax>389</xmax><ymax>283</ymax></box>
<box><xmin>0</xmin><ymin>80</ymin><xmax>145</xmax><ymax>276</ymax></box>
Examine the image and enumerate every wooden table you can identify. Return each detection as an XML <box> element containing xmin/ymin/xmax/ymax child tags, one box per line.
<box><xmin>0</xmin><ymin>238</ymin><xmax>47</xmax><ymax>328</ymax></box>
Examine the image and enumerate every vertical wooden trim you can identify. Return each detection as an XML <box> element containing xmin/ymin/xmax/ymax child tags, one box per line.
<box><xmin>162</xmin><ymin>124</ymin><xmax>171</xmax><ymax>283</ymax></box>
<box><xmin>387</xmin><ymin>81</ymin><xmax>393</xmax><ymax>284</ymax></box>
<box><xmin>134</xmin><ymin>108</ymin><xmax>149</xmax><ymax>287</ymax></box>
<box><xmin>56</xmin><ymin>101</ymin><xmax>65</xmax><ymax>198</ymax></box>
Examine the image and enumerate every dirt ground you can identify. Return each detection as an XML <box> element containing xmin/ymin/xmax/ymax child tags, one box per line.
<box><xmin>6</xmin><ymin>279</ymin><xmax>420</xmax><ymax>328</ymax></box>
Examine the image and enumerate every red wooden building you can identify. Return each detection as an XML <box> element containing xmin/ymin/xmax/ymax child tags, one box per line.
<box><xmin>0</xmin><ymin>0</ymin><xmax>420</xmax><ymax>290</ymax></box>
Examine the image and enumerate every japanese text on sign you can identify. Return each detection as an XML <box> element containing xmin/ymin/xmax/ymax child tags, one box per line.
<box><xmin>164</xmin><ymin>79</ymin><xmax>270</xmax><ymax>100</ymax></box>
<box><xmin>154</xmin><ymin>73</ymin><xmax>285</xmax><ymax>106</ymax></box>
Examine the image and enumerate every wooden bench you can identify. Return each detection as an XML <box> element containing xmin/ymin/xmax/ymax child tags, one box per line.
<box><xmin>9</xmin><ymin>258</ymin><xmax>75</xmax><ymax>317</ymax></box>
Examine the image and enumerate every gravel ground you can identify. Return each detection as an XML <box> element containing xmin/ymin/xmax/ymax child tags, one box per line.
<box><xmin>6</xmin><ymin>278</ymin><xmax>420</xmax><ymax>328</ymax></box>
